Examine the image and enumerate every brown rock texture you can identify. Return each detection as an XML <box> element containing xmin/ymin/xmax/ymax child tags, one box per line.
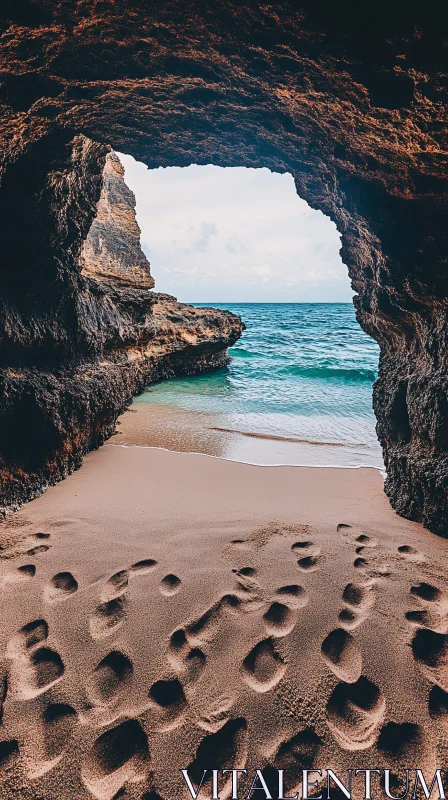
<box><xmin>0</xmin><ymin>1</ymin><xmax>447</xmax><ymax>531</ymax></box>
<box><xmin>0</xmin><ymin>134</ymin><xmax>243</xmax><ymax>513</ymax></box>
<box><xmin>80</xmin><ymin>151</ymin><xmax>155</xmax><ymax>289</ymax></box>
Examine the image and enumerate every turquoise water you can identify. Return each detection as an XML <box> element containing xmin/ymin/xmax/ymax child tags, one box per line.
<box><xmin>133</xmin><ymin>303</ymin><xmax>383</xmax><ymax>468</ymax></box>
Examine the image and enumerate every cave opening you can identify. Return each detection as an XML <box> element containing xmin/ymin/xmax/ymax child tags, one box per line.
<box><xmin>0</xmin><ymin>117</ymin><xmax>444</xmax><ymax>531</ymax></box>
<box><xmin>117</xmin><ymin>154</ymin><xmax>350</xmax><ymax>304</ymax></box>
<box><xmin>108</xmin><ymin>154</ymin><xmax>382</xmax><ymax>470</ymax></box>
<box><xmin>0</xmin><ymin>0</ymin><xmax>445</xmax><ymax>532</ymax></box>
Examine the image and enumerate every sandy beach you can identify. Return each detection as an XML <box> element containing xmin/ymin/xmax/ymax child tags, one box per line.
<box><xmin>112</xmin><ymin>402</ymin><xmax>383</xmax><ymax>469</ymax></box>
<box><xmin>1</xmin><ymin>444</ymin><xmax>448</xmax><ymax>799</ymax></box>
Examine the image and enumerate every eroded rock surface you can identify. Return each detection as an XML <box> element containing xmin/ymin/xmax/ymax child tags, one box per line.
<box><xmin>80</xmin><ymin>152</ymin><xmax>155</xmax><ymax>289</ymax></box>
<box><xmin>0</xmin><ymin>137</ymin><xmax>243</xmax><ymax>512</ymax></box>
<box><xmin>0</xmin><ymin>1</ymin><xmax>447</xmax><ymax>531</ymax></box>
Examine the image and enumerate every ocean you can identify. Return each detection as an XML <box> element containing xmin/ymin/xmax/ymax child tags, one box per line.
<box><xmin>124</xmin><ymin>303</ymin><xmax>383</xmax><ymax>469</ymax></box>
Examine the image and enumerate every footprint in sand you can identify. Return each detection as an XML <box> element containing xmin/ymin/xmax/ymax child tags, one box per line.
<box><xmin>23</xmin><ymin>703</ymin><xmax>78</xmax><ymax>779</ymax></box>
<box><xmin>263</xmin><ymin>585</ymin><xmax>308</xmax><ymax>636</ymax></box>
<box><xmin>406</xmin><ymin>582</ymin><xmax>448</xmax><ymax>632</ymax></box>
<box><xmin>148</xmin><ymin>678</ymin><xmax>187</xmax><ymax>731</ymax></box>
<box><xmin>185</xmin><ymin>601</ymin><xmax>226</xmax><ymax>647</ymax></box>
<box><xmin>338</xmin><ymin>608</ymin><xmax>363</xmax><ymax>630</ymax></box>
<box><xmin>184</xmin><ymin>593</ymin><xmax>245</xmax><ymax>649</ymax></box>
<box><xmin>274</xmin><ymin>584</ymin><xmax>308</xmax><ymax>609</ymax></box>
<box><xmin>186</xmin><ymin>718</ymin><xmax>247</xmax><ymax>799</ymax></box>
<box><xmin>0</xmin><ymin>740</ymin><xmax>19</xmax><ymax>777</ymax></box>
<box><xmin>263</xmin><ymin>727</ymin><xmax>323</xmax><ymax>798</ymax></box>
<box><xmin>34</xmin><ymin>533</ymin><xmax>50</xmax><ymax>540</ymax></box>
<box><xmin>342</xmin><ymin>581</ymin><xmax>376</xmax><ymax>612</ymax></box>
<box><xmin>241</xmin><ymin>638</ymin><xmax>286</xmax><ymax>693</ymax></box>
<box><xmin>160</xmin><ymin>574</ymin><xmax>182</xmax><ymax>596</ymax></box>
<box><xmin>198</xmin><ymin>694</ymin><xmax>235</xmax><ymax>733</ymax></box>
<box><xmin>220</xmin><ymin>594</ymin><xmax>245</xmax><ymax>614</ymax></box>
<box><xmin>90</xmin><ymin>597</ymin><xmax>128</xmax><ymax>640</ymax></box>
<box><xmin>263</xmin><ymin>602</ymin><xmax>297</xmax><ymax>637</ymax></box>
<box><xmin>355</xmin><ymin>535</ymin><xmax>377</xmax><ymax>548</ymax></box>
<box><xmin>292</xmin><ymin>541</ymin><xmax>322</xmax><ymax>572</ymax></box>
<box><xmin>429</xmin><ymin>685</ymin><xmax>448</xmax><ymax>729</ymax></box>
<box><xmin>233</xmin><ymin>567</ymin><xmax>260</xmax><ymax>593</ymax></box>
<box><xmin>411</xmin><ymin>628</ymin><xmax>448</xmax><ymax>690</ymax></box>
<box><xmin>405</xmin><ymin>609</ymin><xmax>448</xmax><ymax>633</ymax></box>
<box><xmin>167</xmin><ymin>629</ymin><xmax>206</xmax><ymax>683</ymax></box>
<box><xmin>87</xmin><ymin>651</ymin><xmax>133</xmax><ymax>706</ymax></box>
<box><xmin>235</xmin><ymin>566</ymin><xmax>257</xmax><ymax>577</ymax></box>
<box><xmin>15</xmin><ymin>647</ymin><xmax>65</xmax><ymax>701</ymax></box>
<box><xmin>296</xmin><ymin>554</ymin><xmax>322</xmax><ymax>572</ymax></box>
<box><xmin>291</xmin><ymin>540</ymin><xmax>319</xmax><ymax>555</ymax></box>
<box><xmin>130</xmin><ymin>558</ymin><xmax>158</xmax><ymax>576</ymax></box>
<box><xmin>100</xmin><ymin>570</ymin><xmax>129</xmax><ymax>603</ymax></box>
<box><xmin>230</xmin><ymin>539</ymin><xmax>252</xmax><ymax>551</ymax></box>
<box><xmin>1</xmin><ymin>564</ymin><xmax>36</xmax><ymax>589</ymax></box>
<box><xmin>325</xmin><ymin>676</ymin><xmax>386</xmax><ymax>750</ymax></box>
<box><xmin>338</xmin><ymin>525</ymin><xmax>379</xmax><ymax>554</ymax></box>
<box><xmin>377</xmin><ymin>721</ymin><xmax>425</xmax><ymax>763</ymax></box>
<box><xmin>6</xmin><ymin>619</ymin><xmax>64</xmax><ymax>701</ymax></box>
<box><xmin>27</xmin><ymin>544</ymin><xmax>51</xmax><ymax>556</ymax></box>
<box><xmin>342</xmin><ymin>582</ymin><xmax>374</xmax><ymax>609</ymax></box>
<box><xmin>377</xmin><ymin>722</ymin><xmax>435</xmax><ymax>778</ymax></box>
<box><xmin>90</xmin><ymin>569</ymin><xmax>131</xmax><ymax>639</ymax></box>
<box><xmin>338</xmin><ymin>581</ymin><xmax>376</xmax><ymax>631</ymax></box>
<box><xmin>81</xmin><ymin>718</ymin><xmax>149</xmax><ymax>800</ymax></box>
<box><xmin>354</xmin><ymin>557</ymin><xmax>368</xmax><ymax>569</ymax></box>
<box><xmin>321</xmin><ymin>628</ymin><xmax>362</xmax><ymax>683</ymax></box>
<box><xmin>44</xmin><ymin>571</ymin><xmax>78</xmax><ymax>603</ymax></box>
<box><xmin>231</xmin><ymin>569</ymin><xmax>264</xmax><ymax>611</ymax></box>
<box><xmin>397</xmin><ymin>545</ymin><xmax>424</xmax><ymax>562</ymax></box>
<box><xmin>7</xmin><ymin>618</ymin><xmax>49</xmax><ymax>653</ymax></box>
<box><xmin>411</xmin><ymin>582</ymin><xmax>443</xmax><ymax>603</ymax></box>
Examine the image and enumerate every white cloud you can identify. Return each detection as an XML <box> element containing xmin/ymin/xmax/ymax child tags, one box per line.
<box><xmin>117</xmin><ymin>155</ymin><xmax>353</xmax><ymax>303</ymax></box>
<box><xmin>253</xmin><ymin>265</ymin><xmax>272</xmax><ymax>276</ymax></box>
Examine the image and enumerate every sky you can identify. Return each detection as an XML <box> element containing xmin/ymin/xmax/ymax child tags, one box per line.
<box><xmin>118</xmin><ymin>153</ymin><xmax>353</xmax><ymax>303</ymax></box>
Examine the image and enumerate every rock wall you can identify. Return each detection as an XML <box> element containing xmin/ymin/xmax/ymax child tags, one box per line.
<box><xmin>0</xmin><ymin>1</ymin><xmax>447</xmax><ymax>532</ymax></box>
<box><xmin>0</xmin><ymin>136</ymin><xmax>243</xmax><ymax>513</ymax></box>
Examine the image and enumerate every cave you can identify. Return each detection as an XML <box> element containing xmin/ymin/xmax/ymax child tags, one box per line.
<box><xmin>0</xmin><ymin>1</ymin><xmax>447</xmax><ymax>533</ymax></box>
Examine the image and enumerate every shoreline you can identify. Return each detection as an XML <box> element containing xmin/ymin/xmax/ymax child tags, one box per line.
<box><xmin>110</xmin><ymin>442</ymin><xmax>386</xmax><ymax>473</ymax></box>
<box><xmin>112</xmin><ymin>401</ymin><xmax>384</xmax><ymax>471</ymax></box>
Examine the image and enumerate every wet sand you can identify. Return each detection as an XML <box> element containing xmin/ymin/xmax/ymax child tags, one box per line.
<box><xmin>112</xmin><ymin>402</ymin><xmax>383</xmax><ymax>469</ymax></box>
<box><xmin>0</xmin><ymin>445</ymin><xmax>448</xmax><ymax>800</ymax></box>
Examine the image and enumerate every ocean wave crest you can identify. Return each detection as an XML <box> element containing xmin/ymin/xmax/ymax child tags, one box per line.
<box><xmin>279</xmin><ymin>365</ymin><xmax>377</xmax><ymax>382</ymax></box>
<box><xmin>230</xmin><ymin>347</ymin><xmax>258</xmax><ymax>358</ymax></box>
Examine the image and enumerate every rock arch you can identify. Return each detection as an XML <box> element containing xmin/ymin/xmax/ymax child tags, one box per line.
<box><xmin>0</xmin><ymin>1</ymin><xmax>446</xmax><ymax>532</ymax></box>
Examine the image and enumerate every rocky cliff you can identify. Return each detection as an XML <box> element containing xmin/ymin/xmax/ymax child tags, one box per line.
<box><xmin>0</xmin><ymin>1</ymin><xmax>447</xmax><ymax>532</ymax></box>
<box><xmin>80</xmin><ymin>152</ymin><xmax>155</xmax><ymax>289</ymax></box>
<box><xmin>0</xmin><ymin>142</ymin><xmax>244</xmax><ymax>513</ymax></box>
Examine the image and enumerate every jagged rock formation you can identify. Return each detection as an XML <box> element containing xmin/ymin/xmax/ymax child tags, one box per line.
<box><xmin>80</xmin><ymin>152</ymin><xmax>155</xmax><ymax>289</ymax></box>
<box><xmin>0</xmin><ymin>139</ymin><xmax>243</xmax><ymax>512</ymax></box>
<box><xmin>0</xmin><ymin>1</ymin><xmax>447</xmax><ymax>532</ymax></box>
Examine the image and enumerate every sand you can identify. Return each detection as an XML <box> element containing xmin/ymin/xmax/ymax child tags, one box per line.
<box><xmin>1</xmin><ymin>444</ymin><xmax>448</xmax><ymax>800</ymax></box>
<box><xmin>112</xmin><ymin>402</ymin><xmax>383</xmax><ymax>469</ymax></box>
